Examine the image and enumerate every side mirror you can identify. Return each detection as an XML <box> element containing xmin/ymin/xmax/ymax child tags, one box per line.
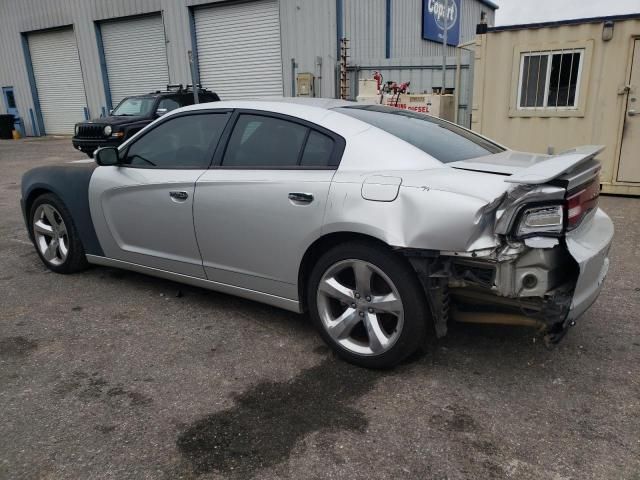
<box><xmin>94</xmin><ymin>146</ymin><xmax>120</xmax><ymax>166</ymax></box>
<box><xmin>156</xmin><ymin>107</ymin><xmax>168</xmax><ymax>117</ymax></box>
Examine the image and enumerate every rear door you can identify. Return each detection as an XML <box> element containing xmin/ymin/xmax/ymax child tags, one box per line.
<box><xmin>89</xmin><ymin>111</ymin><xmax>231</xmax><ymax>277</ymax></box>
<box><xmin>193</xmin><ymin>111</ymin><xmax>344</xmax><ymax>299</ymax></box>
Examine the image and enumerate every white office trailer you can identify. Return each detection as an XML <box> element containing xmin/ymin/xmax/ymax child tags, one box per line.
<box><xmin>0</xmin><ymin>0</ymin><xmax>496</xmax><ymax>136</ymax></box>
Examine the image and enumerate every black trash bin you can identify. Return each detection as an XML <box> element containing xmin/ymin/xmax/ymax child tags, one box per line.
<box><xmin>0</xmin><ymin>114</ymin><xmax>14</xmax><ymax>139</ymax></box>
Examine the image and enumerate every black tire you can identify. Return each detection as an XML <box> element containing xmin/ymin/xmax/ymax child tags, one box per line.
<box><xmin>29</xmin><ymin>193</ymin><xmax>88</xmax><ymax>274</ymax></box>
<box><xmin>84</xmin><ymin>151</ymin><xmax>94</xmax><ymax>159</ymax></box>
<box><xmin>307</xmin><ymin>241</ymin><xmax>429</xmax><ymax>368</ymax></box>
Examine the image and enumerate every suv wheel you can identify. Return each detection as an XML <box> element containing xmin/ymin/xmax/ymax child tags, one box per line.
<box><xmin>307</xmin><ymin>241</ymin><xmax>429</xmax><ymax>368</ymax></box>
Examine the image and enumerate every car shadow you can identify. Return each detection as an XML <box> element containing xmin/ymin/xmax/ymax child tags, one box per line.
<box><xmin>90</xmin><ymin>265</ymin><xmax>553</xmax><ymax>364</ymax></box>
<box><xmin>91</xmin><ymin>265</ymin><xmax>311</xmax><ymax>336</ymax></box>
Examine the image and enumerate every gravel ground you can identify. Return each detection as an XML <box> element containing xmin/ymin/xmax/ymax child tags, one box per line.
<box><xmin>0</xmin><ymin>137</ymin><xmax>639</xmax><ymax>480</ymax></box>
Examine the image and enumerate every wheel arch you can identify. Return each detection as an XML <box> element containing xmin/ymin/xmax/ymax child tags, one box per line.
<box><xmin>21</xmin><ymin>165</ymin><xmax>104</xmax><ymax>256</ymax></box>
<box><xmin>297</xmin><ymin>231</ymin><xmax>396</xmax><ymax>313</ymax></box>
<box><xmin>23</xmin><ymin>186</ymin><xmax>60</xmax><ymax>239</ymax></box>
<box><xmin>25</xmin><ymin>185</ymin><xmax>59</xmax><ymax>215</ymax></box>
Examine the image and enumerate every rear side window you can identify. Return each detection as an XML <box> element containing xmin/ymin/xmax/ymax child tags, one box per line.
<box><xmin>222</xmin><ymin>114</ymin><xmax>308</xmax><ymax>168</ymax></box>
<box><xmin>157</xmin><ymin>97</ymin><xmax>181</xmax><ymax>112</ymax></box>
<box><xmin>301</xmin><ymin>131</ymin><xmax>334</xmax><ymax>167</ymax></box>
<box><xmin>123</xmin><ymin>113</ymin><xmax>229</xmax><ymax>168</ymax></box>
<box><xmin>335</xmin><ymin>105</ymin><xmax>504</xmax><ymax>163</ymax></box>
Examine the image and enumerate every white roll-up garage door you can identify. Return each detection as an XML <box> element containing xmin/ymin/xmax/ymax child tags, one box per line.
<box><xmin>101</xmin><ymin>15</ymin><xmax>169</xmax><ymax>106</ymax></box>
<box><xmin>195</xmin><ymin>0</ymin><xmax>284</xmax><ymax>99</ymax></box>
<box><xmin>28</xmin><ymin>28</ymin><xmax>87</xmax><ymax>135</ymax></box>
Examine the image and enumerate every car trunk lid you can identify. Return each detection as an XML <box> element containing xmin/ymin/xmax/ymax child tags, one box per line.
<box><xmin>449</xmin><ymin>145</ymin><xmax>603</xmax><ymax>191</ymax></box>
<box><xmin>449</xmin><ymin>145</ymin><xmax>604</xmax><ymax>237</ymax></box>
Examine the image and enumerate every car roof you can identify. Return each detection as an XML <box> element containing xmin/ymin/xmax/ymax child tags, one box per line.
<box><xmin>164</xmin><ymin>98</ymin><xmax>369</xmax><ymax>139</ymax></box>
<box><xmin>181</xmin><ymin>97</ymin><xmax>354</xmax><ymax>112</ymax></box>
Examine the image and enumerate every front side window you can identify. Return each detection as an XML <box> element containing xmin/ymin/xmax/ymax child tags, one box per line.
<box><xmin>222</xmin><ymin>114</ymin><xmax>309</xmax><ymax>168</ymax></box>
<box><xmin>111</xmin><ymin>96</ymin><xmax>156</xmax><ymax>116</ymax></box>
<box><xmin>518</xmin><ymin>49</ymin><xmax>583</xmax><ymax>109</ymax></box>
<box><xmin>335</xmin><ymin>105</ymin><xmax>504</xmax><ymax>163</ymax></box>
<box><xmin>123</xmin><ymin>113</ymin><xmax>230</xmax><ymax>168</ymax></box>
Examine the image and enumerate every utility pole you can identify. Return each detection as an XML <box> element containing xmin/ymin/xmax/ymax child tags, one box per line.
<box><xmin>188</xmin><ymin>50</ymin><xmax>199</xmax><ymax>104</ymax></box>
<box><xmin>441</xmin><ymin>0</ymin><xmax>448</xmax><ymax>94</ymax></box>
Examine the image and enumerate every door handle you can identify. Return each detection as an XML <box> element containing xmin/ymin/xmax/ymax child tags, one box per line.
<box><xmin>169</xmin><ymin>191</ymin><xmax>189</xmax><ymax>201</ymax></box>
<box><xmin>288</xmin><ymin>192</ymin><xmax>314</xmax><ymax>203</ymax></box>
<box><xmin>629</xmin><ymin>109</ymin><xmax>637</xmax><ymax>117</ymax></box>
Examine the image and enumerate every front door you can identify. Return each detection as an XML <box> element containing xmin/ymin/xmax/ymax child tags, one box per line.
<box><xmin>618</xmin><ymin>39</ymin><xmax>640</xmax><ymax>182</ymax></box>
<box><xmin>88</xmin><ymin>111</ymin><xmax>231</xmax><ymax>277</ymax></box>
<box><xmin>194</xmin><ymin>111</ymin><xmax>342</xmax><ymax>300</ymax></box>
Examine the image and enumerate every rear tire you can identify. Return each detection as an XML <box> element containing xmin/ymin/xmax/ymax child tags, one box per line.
<box><xmin>29</xmin><ymin>193</ymin><xmax>88</xmax><ymax>274</ymax></box>
<box><xmin>307</xmin><ymin>241</ymin><xmax>429</xmax><ymax>368</ymax></box>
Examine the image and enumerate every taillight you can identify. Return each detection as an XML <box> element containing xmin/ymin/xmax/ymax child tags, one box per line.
<box><xmin>515</xmin><ymin>205</ymin><xmax>564</xmax><ymax>238</ymax></box>
<box><xmin>565</xmin><ymin>177</ymin><xmax>600</xmax><ymax>230</ymax></box>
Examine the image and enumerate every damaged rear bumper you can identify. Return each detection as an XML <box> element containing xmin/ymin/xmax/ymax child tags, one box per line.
<box><xmin>405</xmin><ymin>208</ymin><xmax>613</xmax><ymax>341</ymax></box>
<box><xmin>565</xmin><ymin>208</ymin><xmax>613</xmax><ymax>321</ymax></box>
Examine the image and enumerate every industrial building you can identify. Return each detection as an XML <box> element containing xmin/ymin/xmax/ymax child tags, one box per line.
<box><xmin>0</xmin><ymin>0</ymin><xmax>496</xmax><ymax>137</ymax></box>
<box><xmin>471</xmin><ymin>13</ymin><xmax>640</xmax><ymax>196</ymax></box>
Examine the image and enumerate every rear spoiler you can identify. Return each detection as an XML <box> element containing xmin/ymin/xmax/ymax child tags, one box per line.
<box><xmin>505</xmin><ymin>145</ymin><xmax>604</xmax><ymax>185</ymax></box>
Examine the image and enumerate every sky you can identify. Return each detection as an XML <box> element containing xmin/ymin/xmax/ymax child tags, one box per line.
<box><xmin>493</xmin><ymin>0</ymin><xmax>640</xmax><ymax>26</ymax></box>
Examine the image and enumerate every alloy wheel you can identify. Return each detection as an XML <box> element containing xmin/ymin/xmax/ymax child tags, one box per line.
<box><xmin>33</xmin><ymin>204</ymin><xmax>69</xmax><ymax>266</ymax></box>
<box><xmin>316</xmin><ymin>259</ymin><xmax>405</xmax><ymax>356</ymax></box>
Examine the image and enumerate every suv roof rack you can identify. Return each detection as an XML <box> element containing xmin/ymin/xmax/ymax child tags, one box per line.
<box><xmin>149</xmin><ymin>84</ymin><xmax>214</xmax><ymax>95</ymax></box>
<box><xmin>166</xmin><ymin>83</ymin><xmax>186</xmax><ymax>92</ymax></box>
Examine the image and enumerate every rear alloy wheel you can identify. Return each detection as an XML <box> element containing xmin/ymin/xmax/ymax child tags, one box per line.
<box><xmin>308</xmin><ymin>242</ymin><xmax>428</xmax><ymax>368</ymax></box>
<box><xmin>30</xmin><ymin>193</ymin><xmax>88</xmax><ymax>274</ymax></box>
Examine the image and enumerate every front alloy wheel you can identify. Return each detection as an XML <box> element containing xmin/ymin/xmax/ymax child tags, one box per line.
<box><xmin>308</xmin><ymin>241</ymin><xmax>429</xmax><ymax>368</ymax></box>
<box><xmin>33</xmin><ymin>204</ymin><xmax>69</xmax><ymax>266</ymax></box>
<box><xmin>29</xmin><ymin>193</ymin><xmax>88</xmax><ymax>274</ymax></box>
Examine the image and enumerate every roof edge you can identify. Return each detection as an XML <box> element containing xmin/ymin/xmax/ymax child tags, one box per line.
<box><xmin>479</xmin><ymin>0</ymin><xmax>499</xmax><ymax>10</ymax></box>
<box><xmin>489</xmin><ymin>12</ymin><xmax>640</xmax><ymax>32</ymax></box>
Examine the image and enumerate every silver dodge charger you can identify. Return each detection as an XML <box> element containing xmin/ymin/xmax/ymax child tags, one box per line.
<box><xmin>21</xmin><ymin>99</ymin><xmax>613</xmax><ymax>368</ymax></box>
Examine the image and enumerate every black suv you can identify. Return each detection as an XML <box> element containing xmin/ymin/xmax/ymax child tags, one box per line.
<box><xmin>72</xmin><ymin>85</ymin><xmax>220</xmax><ymax>157</ymax></box>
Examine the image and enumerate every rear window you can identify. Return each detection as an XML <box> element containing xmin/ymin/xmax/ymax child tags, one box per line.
<box><xmin>334</xmin><ymin>105</ymin><xmax>504</xmax><ymax>163</ymax></box>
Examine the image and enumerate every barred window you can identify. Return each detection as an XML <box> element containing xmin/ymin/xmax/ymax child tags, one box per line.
<box><xmin>518</xmin><ymin>49</ymin><xmax>583</xmax><ymax>109</ymax></box>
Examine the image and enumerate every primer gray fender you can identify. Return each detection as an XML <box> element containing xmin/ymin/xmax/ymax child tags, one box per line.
<box><xmin>21</xmin><ymin>163</ymin><xmax>104</xmax><ymax>256</ymax></box>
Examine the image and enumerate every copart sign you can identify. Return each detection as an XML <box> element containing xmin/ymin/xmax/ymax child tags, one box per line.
<box><xmin>422</xmin><ymin>0</ymin><xmax>460</xmax><ymax>46</ymax></box>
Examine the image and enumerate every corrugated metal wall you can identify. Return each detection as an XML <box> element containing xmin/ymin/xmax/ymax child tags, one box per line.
<box><xmin>344</xmin><ymin>0</ymin><xmax>387</xmax><ymax>60</ymax></box>
<box><xmin>0</xmin><ymin>0</ymin><xmax>492</xmax><ymax>135</ymax></box>
<box><xmin>342</xmin><ymin>0</ymin><xmax>493</xmax><ymax>127</ymax></box>
<box><xmin>0</xmin><ymin>0</ymin><xmax>177</xmax><ymax>136</ymax></box>
<box><xmin>279</xmin><ymin>0</ymin><xmax>337</xmax><ymax>101</ymax></box>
